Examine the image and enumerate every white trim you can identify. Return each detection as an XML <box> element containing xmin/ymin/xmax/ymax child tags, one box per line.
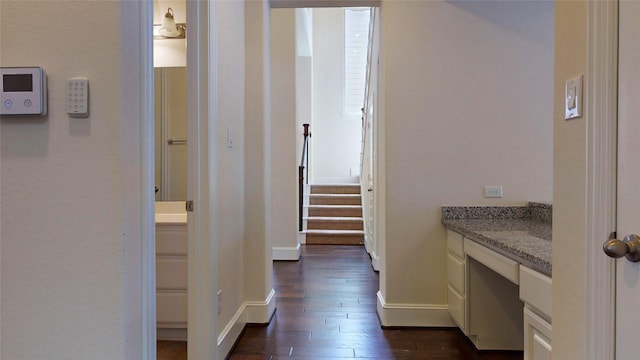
<box><xmin>364</xmin><ymin>234</ymin><xmax>373</xmax><ymax>253</ymax></box>
<box><xmin>585</xmin><ymin>1</ymin><xmax>618</xmax><ymax>359</ymax></box>
<box><xmin>298</xmin><ymin>231</ymin><xmax>307</xmax><ymax>245</ymax></box>
<box><xmin>186</xmin><ymin>0</ymin><xmax>217</xmax><ymax>359</ymax></box>
<box><xmin>376</xmin><ymin>291</ymin><xmax>455</xmax><ymax>327</ymax></box>
<box><xmin>270</xmin><ymin>0</ymin><xmax>380</xmax><ymax>8</ymax></box>
<box><xmin>370</xmin><ymin>251</ymin><xmax>380</xmax><ymax>271</ymax></box>
<box><xmin>272</xmin><ymin>244</ymin><xmax>301</xmax><ymax>260</ymax></box>
<box><xmin>245</xmin><ymin>288</ymin><xmax>277</xmax><ymax>323</ymax></box>
<box><xmin>216</xmin><ymin>289</ymin><xmax>277</xmax><ymax>359</ymax></box>
<box><xmin>157</xmin><ymin>328</ymin><xmax>187</xmax><ymax>342</ymax></box>
<box><xmin>217</xmin><ymin>305</ymin><xmax>247</xmax><ymax>360</ymax></box>
<box><xmin>313</xmin><ymin>176</ymin><xmax>360</xmax><ymax>184</ymax></box>
<box><xmin>139</xmin><ymin>0</ymin><xmax>156</xmax><ymax>358</ymax></box>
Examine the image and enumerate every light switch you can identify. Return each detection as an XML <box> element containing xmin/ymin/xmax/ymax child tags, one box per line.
<box><xmin>565</xmin><ymin>75</ymin><xmax>582</xmax><ymax>120</ymax></box>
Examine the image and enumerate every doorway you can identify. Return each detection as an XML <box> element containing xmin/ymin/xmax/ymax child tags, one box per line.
<box><xmin>152</xmin><ymin>0</ymin><xmax>189</xmax><ymax>355</ymax></box>
<box><xmin>269</xmin><ymin>6</ymin><xmax>380</xmax><ymax>262</ymax></box>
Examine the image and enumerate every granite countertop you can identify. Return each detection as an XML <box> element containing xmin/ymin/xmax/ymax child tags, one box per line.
<box><xmin>441</xmin><ymin>204</ymin><xmax>552</xmax><ymax>276</ymax></box>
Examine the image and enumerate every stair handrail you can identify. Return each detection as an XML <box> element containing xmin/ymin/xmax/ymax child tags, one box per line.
<box><xmin>299</xmin><ymin>123</ymin><xmax>310</xmax><ymax>231</ymax></box>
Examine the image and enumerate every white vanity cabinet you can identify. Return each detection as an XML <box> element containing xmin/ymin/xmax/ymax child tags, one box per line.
<box><xmin>156</xmin><ymin>222</ymin><xmax>188</xmax><ymax>341</ymax></box>
<box><xmin>446</xmin><ymin>230</ymin><xmax>467</xmax><ymax>332</ymax></box>
<box><xmin>519</xmin><ymin>266</ymin><xmax>552</xmax><ymax>360</ymax></box>
<box><xmin>446</xmin><ymin>229</ymin><xmax>552</xmax><ymax>355</ymax></box>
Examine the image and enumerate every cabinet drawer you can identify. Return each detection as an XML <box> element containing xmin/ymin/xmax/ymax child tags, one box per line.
<box><xmin>157</xmin><ymin>292</ymin><xmax>188</xmax><ymax>325</ymax></box>
<box><xmin>447</xmin><ymin>230</ymin><xmax>465</xmax><ymax>258</ymax></box>
<box><xmin>156</xmin><ymin>258</ymin><xmax>188</xmax><ymax>290</ymax></box>
<box><xmin>464</xmin><ymin>238</ymin><xmax>519</xmax><ymax>284</ymax></box>
<box><xmin>447</xmin><ymin>285</ymin><xmax>466</xmax><ymax>331</ymax></box>
<box><xmin>519</xmin><ymin>266</ymin><xmax>552</xmax><ymax>319</ymax></box>
<box><xmin>156</xmin><ymin>225</ymin><xmax>187</xmax><ymax>255</ymax></box>
<box><xmin>447</xmin><ymin>254</ymin><xmax>466</xmax><ymax>295</ymax></box>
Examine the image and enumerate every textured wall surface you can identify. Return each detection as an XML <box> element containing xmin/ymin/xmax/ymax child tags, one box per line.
<box><xmin>1</xmin><ymin>1</ymin><xmax>144</xmax><ymax>359</ymax></box>
<box><xmin>380</xmin><ymin>0</ymin><xmax>554</xmax><ymax>307</ymax></box>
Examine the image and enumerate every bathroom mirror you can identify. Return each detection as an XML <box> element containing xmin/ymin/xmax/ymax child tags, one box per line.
<box><xmin>154</xmin><ymin>67</ymin><xmax>187</xmax><ymax>201</ymax></box>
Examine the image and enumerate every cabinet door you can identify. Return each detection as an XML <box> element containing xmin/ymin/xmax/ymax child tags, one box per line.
<box><xmin>447</xmin><ymin>253</ymin><xmax>465</xmax><ymax>295</ymax></box>
<box><xmin>447</xmin><ymin>285</ymin><xmax>465</xmax><ymax>331</ymax></box>
<box><xmin>524</xmin><ymin>307</ymin><xmax>552</xmax><ymax>360</ymax></box>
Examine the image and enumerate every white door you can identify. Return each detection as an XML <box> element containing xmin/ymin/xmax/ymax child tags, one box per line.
<box><xmin>615</xmin><ymin>1</ymin><xmax>640</xmax><ymax>358</ymax></box>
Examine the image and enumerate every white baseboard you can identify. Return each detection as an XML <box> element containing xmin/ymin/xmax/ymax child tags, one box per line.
<box><xmin>312</xmin><ymin>177</ymin><xmax>359</xmax><ymax>184</ymax></box>
<box><xmin>157</xmin><ymin>327</ymin><xmax>187</xmax><ymax>341</ymax></box>
<box><xmin>376</xmin><ymin>291</ymin><xmax>455</xmax><ymax>327</ymax></box>
<box><xmin>217</xmin><ymin>305</ymin><xmax>247</xmax><ymax>359</ymax></box>
<box><xmin>245</xmin><ymin>288</ymin><xmax>277</xmax><ymax>324</ymax></box>
<box><xmin>363</xmin><ymin>236</ymin><xmax>379</xmax><ymax>271</ymax></box>
<box><xmin>298</xmin><ymin>231</ymin><xmax>306</xmax><ymax>245</ymax></box>
<box><xmin>370</xmin><ymin>251</ymin><xmax>380</xmax><ymax>271</ymax></box>
<box><xmin>364</xmin><ymin>235</ymin><xmax>373</xmax><ymax>253</ymax></box>
<box><xmin>273</xmin><ymin>243</ymin><xmax>301</xmax><ymax>260</ymax></box>
<box><xmin>218</xmin><ymin>289</ymin><xmax>276</xmax><ymax>359</ymax></box>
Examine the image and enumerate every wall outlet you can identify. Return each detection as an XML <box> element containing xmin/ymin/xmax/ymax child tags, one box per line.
<box><xmin>484</xmin><ymin>185</ymin><xmax>503</xmax><ymax>198</ymax></box>
<box><xmin>217</xmin><ymin>290</ymin><xmax>223</xmax><ymax>316</ymax></box>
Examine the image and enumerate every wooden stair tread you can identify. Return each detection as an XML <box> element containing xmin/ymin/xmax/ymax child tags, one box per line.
<box><xmin>308</xmin><ymin>193</ymin><xmax>362</xmax><ymax>205</ymax></box>
<box><xmin>310</xmin><ymin>184</ymin><xmax>361</xmax><ymax>194</ymax></box>
<box><xmin>304</xmin><ymin>216</ymin><xmax>363</xmax><ymax>221</ymax></box>
<box><xmin>305</xmin><ymin>229</ymin><xmax>364</xmax><ymax>235</ymax></box>
<box><xmin>305</xmin><ymin>184</ymin><xmax>364</xmax><ymax>244</ymax></box>
<box><xmin>308</xmin><ymin>193</ymin><xmax>361</xmax><ymax>197</ymax></box>
<box><xmin>307</xmin><ymin>204</ymin><xmax>362</xmax><ymax>208</ymax></box>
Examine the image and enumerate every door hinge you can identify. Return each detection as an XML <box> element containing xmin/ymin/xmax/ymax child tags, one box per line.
<box><xmin>186</xmin><ymin>200</ymin><xmax>194</xmax><ymax>212</ymax></box>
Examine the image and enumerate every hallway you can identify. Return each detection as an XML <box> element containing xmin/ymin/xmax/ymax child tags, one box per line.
<box><xmin>228</xmin><ymin>245</ymin><xmax>522</xmax><ymax>359</ymax></box>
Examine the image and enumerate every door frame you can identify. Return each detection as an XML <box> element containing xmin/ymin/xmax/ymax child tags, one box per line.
<box><xmin>138</xmin><ymin>0</ymin><xmax>156</xmax><ymax>358</ymax></box>
<box><xmin>138</xmin><ymin>0</ymin><xmax>216</xmax><ymax>359</ymax></box>
<box><xmin>138</xmin><ymin>0</ymin><xmax>625</xmax><ymax>359</ymax></box>
<box><xmin>185</xmin><ymin>0</ymin><xmax>218</xmax><ymax>359</ymax></box>
<box><xmin>584</xmin><ymin>0</ymin><xmax>617</xmax><ymax>359</ymax></box>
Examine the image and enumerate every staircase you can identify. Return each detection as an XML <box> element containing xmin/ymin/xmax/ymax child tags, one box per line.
<box><xmin>305</xmin><ymin>184</ymin><xmax>364</xmax><ymax>245</ymax></box>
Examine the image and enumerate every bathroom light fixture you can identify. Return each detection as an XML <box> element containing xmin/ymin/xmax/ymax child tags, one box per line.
<box><xmin>154</xmin><ymin>7</ymin><xmax>186</xmax><ymax>40</ymax></box>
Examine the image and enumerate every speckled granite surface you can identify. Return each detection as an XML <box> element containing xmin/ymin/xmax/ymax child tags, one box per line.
<box><xmin>442</xmin><ymin>204</ymin><xmax>552</xmax><ymax>276</ymax></box>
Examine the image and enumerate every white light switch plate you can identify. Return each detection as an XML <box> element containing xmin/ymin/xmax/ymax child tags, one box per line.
<box><xmin>565</xmin><ymin>75</ymin><xmax>582</xmax><ymax>120</ymax></box>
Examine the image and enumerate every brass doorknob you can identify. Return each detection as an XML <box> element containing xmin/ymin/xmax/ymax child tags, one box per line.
<box><xmin>603</xmin><ymin>234</ymin><xmax>640</xmax><ymax>262</ymax></box>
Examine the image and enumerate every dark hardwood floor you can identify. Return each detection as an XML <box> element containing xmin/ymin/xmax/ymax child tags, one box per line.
<box><xmin>157</xmin><ymin>340</ymin><xmax>187</xmax><ymax>360</ymax></box>
<box><xmin>228</xmin><ymin>245</ymin><xmax>523</xmax><ymax>360</ymax></box>
<box><xmin>157</xmin><ymin>245</ymin><xmax>523</xmax><ymax>359</ymax></box>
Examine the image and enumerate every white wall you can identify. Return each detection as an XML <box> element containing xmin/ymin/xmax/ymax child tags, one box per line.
<box><xmin>296</xmin><ymin>56</ymin><xmax>313</xmax><ymax>170</ymax></box>
<box><xmin>295</xmin><ymin>8</ymin><xmax>313</xmax><ymax>57</ymax></box>
<box><xmin>296</xmin><ymin>8</ymin><xmax>313</xmax><ymax>178</ymax></box>
<box><xmin>311</xmin><ymin>8</ymin><xmax>362</xmax><ymax>184</ymax></box>
<box><xmin>378</xmin><ymin>0</ymin><xmax>554</xmax><ymax>323</ymax></box>
<box><xmin>212</xmin><ymin>0</ymin><xmax>248</xmax><ymax>355</ymax></box>
<box><xmin>244</xmin><ymin>0</ymin><xmax>275</xmax><ymax>322</ymax></box>
<box><xmin>270</xmin><ymin>9</ymin><xmax>299</xmax><ymax>259</ymax></box>
<box><xmin>1</xmin><ymin>1</ymin><xmax>146</xmax><ymax>358</ymax></box>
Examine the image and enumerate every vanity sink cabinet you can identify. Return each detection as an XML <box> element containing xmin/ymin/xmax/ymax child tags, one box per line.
<box><xmin>446</xmin><ymin>229</ymin><xmax>552</xmax><ymax>358</ymax></box>
<box><xmin>156</xmin><ymin>221</ymin><xmax>188</xmax><ymax>341</ymax></box>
